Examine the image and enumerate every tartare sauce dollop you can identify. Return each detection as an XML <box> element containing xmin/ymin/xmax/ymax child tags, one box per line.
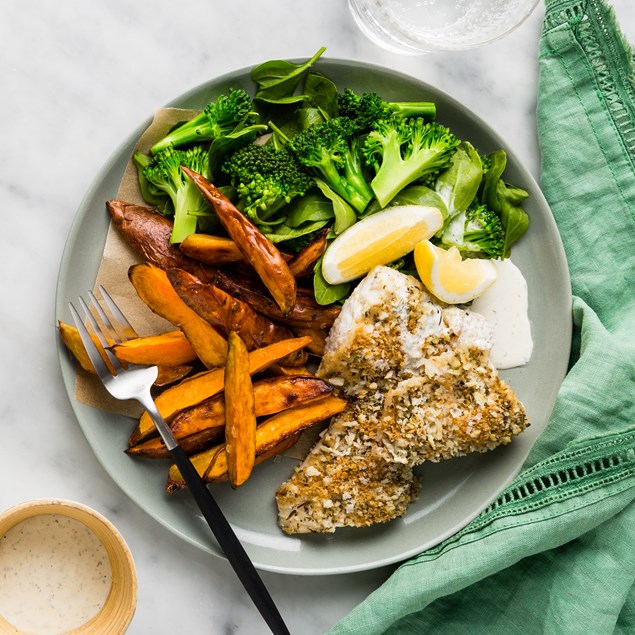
<box><xmin>0</xmin><ymin>514</ymin><xmax>112</xmax><ymax>634</ymax></box>
<box><xmin>470</xmin><ymin>258</ymin><xmax>533</xmax><ymax>369</ymax></box>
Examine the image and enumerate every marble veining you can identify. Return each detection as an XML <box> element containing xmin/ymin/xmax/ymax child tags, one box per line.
<box><xmin>2</xmin><ymin>1</ymin><xmax>634</xmax><ymax>633</ymax></box>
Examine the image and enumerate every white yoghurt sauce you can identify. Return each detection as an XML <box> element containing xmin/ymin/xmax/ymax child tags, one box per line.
<box><xmin>470</xmin><ymin>258</ymin><xmax>533</xmax><ymax>369</ymax></box>
<box><xmin>0</xmin><ymin>514</ymin><xmax>112</xmax><ymax>635</ymax></box>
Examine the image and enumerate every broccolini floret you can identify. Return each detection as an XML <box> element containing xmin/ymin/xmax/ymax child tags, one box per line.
<box><xmin>440</xmin><ymin>203</ymin><xmax>505</xmax><ymax>259</ymax></box>
<box><xmin>221</xmin><ymin>143</ymin><xmax>315</xmax><ymax>222</ymax></box>
<box><xmin>140</xmin><ymin>145</ymin><xmax>212</xmax><ymax>243</ymax></box>
<box><xmin>288</xmin><ymin>117</ymin><xmax>374</xmax><ymax>214</ymax></box>
<box><xmin>338</xmin><ymin>88</ymin><xmax>436</xmax><ymax>132</ymax></box>
<box><xmin>150</xmin><ymin>88</ymin><xmax>257</xmax><ymax>154</ymax></box>
<box><xmin>363</xmin><ymin>118</ymin><xmax>460</xmax><ymax>208</ymax></box>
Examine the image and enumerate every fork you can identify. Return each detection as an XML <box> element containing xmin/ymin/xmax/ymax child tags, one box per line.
<box><xmin>69</xmin><ymin>286</ymin><xmax>290</xmax><ymax>635</ymax></box>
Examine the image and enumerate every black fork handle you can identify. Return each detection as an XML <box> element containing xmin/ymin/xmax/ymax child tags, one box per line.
<box><xmin>169</xmin><ymin>446</ymin><xmax>291</xmax><ymax>635</ymax></box>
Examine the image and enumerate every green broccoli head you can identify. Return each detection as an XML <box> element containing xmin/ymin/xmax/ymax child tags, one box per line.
<box><xmin>221</xmin><ymin>142</ymin><xmax>314</xmax><ymax>223</ymax></box>
<box><xmin>150</xmin><ymin>88</ymin><xmax>257</xmax><ymax>154</ymax></box>
<box><xmin>440</xmin><ymin>202</ymin><xmax>505</xmax><ymax>259</ymax></box>
<box><xmin>338</xmin><ymin>88</ymin><xmax>436</xmax><ymax>132</ymax></box>
<box><xmin>289</xmin><ymin>117</ymin><xmax>374</xmax><ymax>214</ymax></box>
<box><xmin>142</xmin><ymin>145</ymin><xmax>212</xmax><ymax>243</ymax></box>
<box><xmin>463</xmin><ymin>204</ymin><xmax>505</xmax><ymax>258</ymax></box>
<box><xmin>338</xmin><ymin>89</ymin><xmax>389</xmax><ymax>129</ymax></box>
<box><xmin>363</xmin><ymin>118</ymin><xmax>459</xmax><ymax>208</ymax></box>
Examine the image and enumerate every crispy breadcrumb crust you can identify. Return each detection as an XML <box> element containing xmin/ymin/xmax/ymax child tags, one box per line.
<box><xmin>276</xmin><ymin>266</ymin><xmax>528</xmax><ymax>534</ymax></box>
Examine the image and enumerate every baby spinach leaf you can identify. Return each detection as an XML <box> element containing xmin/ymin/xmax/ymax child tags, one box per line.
<box><xmin>479</xmin><ymin>150</ymin><xmax>529</xmax><ymax>256</ymax></box>
<box><xmin>297</xmin><ymin>106</ymin><xmax>326</xmax><ymax>131</ymax></box>
<box><xmin>498</xmin><ymin>181</ymin><xmax>530</xmax><ymax>257</ymax></box>
<box><xmin>313</xmin><ymin>178</ymin><xmax>357</xmax><ymax>234</ymax></box>
<box><xmin>313</xmin><ymin>255</ymin><xmax>351</xmax><ymax>305</ymax></box>
<box><xmin>286</xmin><ymin>192</ymin><xmax>334</xmax><ymax>227</ymax></box>
<box><xmin>252</xmin><ymin>47</ymin><xmax>327</xmax><ymax>104</ymax></box>
<box><xmin>264</xmin><ymin>219</ymin><xmax>330</xmax><ymax>244</ymax></box>
<box><xmin>304</xmin><ymin>71</ymin><xmax>339</xmax><ymax>118</ymax></box>
<box><xmin>435</xmin><ymin>142</ymin><xmax>483</xmax><ymax>218</ymax></box>
<box><xmin>480</xmin><ymin>149</ymin><xmax>507</xmax><ymax>212</ymax></box>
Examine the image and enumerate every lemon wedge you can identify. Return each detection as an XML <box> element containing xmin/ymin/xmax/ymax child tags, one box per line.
<box><xmin>322</xmin><ymin>205</ymin><xmax>444</xmax><ymax>285</ymax></box>
<box><xmin>414</xmin><ymin>240</ymin><xmax>497</xmax><ymax>304</ymax></box>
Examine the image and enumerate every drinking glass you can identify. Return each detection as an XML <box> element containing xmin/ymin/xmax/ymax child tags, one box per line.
<box><xmin>348</xmin><ymin>0</ymin><xmax>539</xmax><ymax>53</ymax></box>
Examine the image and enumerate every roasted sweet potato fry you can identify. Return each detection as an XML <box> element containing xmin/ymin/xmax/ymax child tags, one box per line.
<box><xmin>290</xmin><ymin>327</ymin><xmax>328</xmax><ymax>357</ymax></box>
<box><xmin>58</xmin><ymin>322</ymin><xmax>190</xmax><ymax>387</ymax></box>
<box><xmin>107</xmin><ymin>200</ymin><xmax>215</xmax><ymax>281</ymax></box>
<box><xmin>267</xmin><ymin>364</ymin><xmax>312</xmax><ymax>377</ymax></box>
<box><xmin>214</xmin><ymin>270</ymin><xmax>340</xmax><ymax>330</ymax></box>
<box><xmin>128</xmin><ymin>336</ymin><xmax>312</xmax><ymax>446</ymax></box>
<box><xmin>129</xmin><ymin>262</ymin><xmax>227</xmax><ymax>369</ymax></box>
<box><xmin>126</xmin><ymin>426</ymin><xmax>224</xmax><ymax>458</ymax></box>
<box><xmin>179</xmin><ymin>234</ymin><xmax>244</xmax><ymax>266</ymax></box>
<box><xmin>154</xmin><ymin>365</ymin><xmax>194</xmax><ymax>386</ymax></box>
<box><xmin>224</xmin><ymin>332</ymin><xmax>257</xmax><ymax>487</ymax></box>
<box><xmin>166</xmin><ymin>396</ymin><xmax>348</xmax><ymax>492</ymax></box>
<box><xmin>59</xmin><ymin>321</ymin><xmax>112</xmax><ymax>374</ymax></box>
<box><xmin>126</xmin><ymin>375</ymin><xmax>334</xmax><ymax>458</ymax></box>
<box><xmin>165</xmin><ymin>434</ymin><xmax>301</xmax><ymax>491</ymax></box>
<box><xmin>166</xmin><ymin>268</ymin><xmax>294</xmax><ymax>352</ymax></box>
<box><xmin>180</xmin><ymin>167</ymin><xmax>297</xmax><ymax>314</ymax></box>
<box><xmin>287</xmin><ymin>229</ymin><xmax>329</xmax><ymax>279</ymax></box>
<box><xmin>111</xmin><ymin>330</ymin><xmax>197</xmax><ymax>366</ymax></box>
<box><xmin>180</xmin><ymin>233</ymin><xmax>295</xmax><ymax>267</ymax></box>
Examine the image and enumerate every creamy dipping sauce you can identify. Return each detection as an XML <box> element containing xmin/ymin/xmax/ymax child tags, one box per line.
<box><xmin>0</xmin><ymin>514</ymin><xmax>112</xmax><ymax>634</ymax></box>
<box><xmin>471</xmin><ymin>258</ymin><xmax>533</xmax><ymax>369</ymax></box>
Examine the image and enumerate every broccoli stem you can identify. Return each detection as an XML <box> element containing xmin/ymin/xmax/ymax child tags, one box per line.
<box><xmin>342</xmin><ymin>141</ymin><xmax>374</xmax><ymax>212</ymax></box>
<box><xmin>171</xmin><ymin>183</ymin><xmax>201</xmax><ymax>243</ymax></box>
<box><xmin>151</xmin><ymin>112</ymin><xmax>209</xmax><ymax>155</ymax></box>
<box><xmin>391</xmin><ymin>102</ymin><xmax>436</xmax><ymax>119</ymax></box>
<box><xmin>369</xmin><ymin>129</ymin><xmax>418</xmax><ymax>207</ymax></box>
<box><xmin>321</xmin><ymin>158</ymin><xmax>371</xmax><ymax>214</ymax></box>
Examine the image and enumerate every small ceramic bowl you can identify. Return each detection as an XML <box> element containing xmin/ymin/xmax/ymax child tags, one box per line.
<box><xmin>0</xmin><ymin>499</ymin><xmax>137</xmax><ymax>634</ymax></box>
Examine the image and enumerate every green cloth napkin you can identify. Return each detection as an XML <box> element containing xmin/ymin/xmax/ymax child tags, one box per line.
<box><xmin>330</xmin><ymin>1</ymin><xmax>635</xmax><ymax>633</ymax></box>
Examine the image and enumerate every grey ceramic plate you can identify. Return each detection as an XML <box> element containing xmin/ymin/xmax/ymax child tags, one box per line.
<box><xmin>55</xmin><ymin>59</ymin><xmax>571</xmax><ymax>575</ymax></box>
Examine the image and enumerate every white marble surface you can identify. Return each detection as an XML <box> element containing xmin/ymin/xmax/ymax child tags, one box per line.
<box><xmin>2</xmin><ymin>1</ymin><xmax>634</xmax><ymax>634</ymax></box>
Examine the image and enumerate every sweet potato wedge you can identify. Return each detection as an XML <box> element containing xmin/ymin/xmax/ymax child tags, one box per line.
<box><xmin>179</xmin><ymin>234</ymin><xmax>244</xmax><ymax>266</ymax></box>
<box><xmin>128</xmin><ymin>336</ymin><xmax>313</xmax><ymax>446</ymax></box>
<box><xmin>58</xmin><ymin>321</ymin><xmax>112</xmax><ymax>374</ymax></box>
<box><xmin>287</xmin><ymin>229</ymin><xmax>329</xmax><ymax>279</ymax></box>
<box><xmin>166</xmin><ymin>268</ymin><xmax>294</xmax><ymax>352</ymax></box>
<box><xmin>291</xmin><ymin>326</ymin><xmax>328</xmax><ymax>357</ymax></box>
<box><xmin>180</xmin><ymin>167</ymin><xmax>297</xmax><ymax>314</ymax></box>
<box><xmin>180</xmin><ymin>233</ymin><xmax>294</xmax><ymax>267</ymax></box>
<box><xmin>111</xmin><ymin>330</ymin><xmax>197</xmax><ymax>366</ymax></box>
<box><xmin>154</xmin><ymin>365</ymin><xmax>194</xmax><ymax>386</ymax></box>
<box><xmin>126</xmin><ymin>375</ymin><xmax>334</xmax><ymax>458</ymax></box>
<box><xmin>166</xmin><ymin>434</ymin><xmax>301</xmax><ymax>491</ymax></box>
<box><xmin>128</xmin><ymin>262</ymin><xmax>227</xmax><ymax>370</ymax></box>
<box><xmin>214</xmin><ymin>270</ymin><xmax>340</xmax><ymax>330</ymax></box>
<box><xmin>107</xmin><ymin>200</ymin><xmax>216</xmax><ymax>281</ymax></box>
<box><xmin>224</xmin><ymin>332</ymin><xmax>257</xmax><ymax>487</ymax></box>
<box><xmin>267</xmin><ymin>364</ymin><xmax>312</xmax><ymax>377</ymax></box>
<box><xmin>58</xmin><ymin>321</ymin><xmax>190</xmax><ymax>386</ymax></box>
<box><xmin>166</xmin><ymin>395</ymin><xmax>347</xmax><ymax>492</ymax></box>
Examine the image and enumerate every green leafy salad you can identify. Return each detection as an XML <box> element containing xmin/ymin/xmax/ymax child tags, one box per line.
<box><xmin>133</xmin><ymin>47</ymin><xmax>529</xmax><ymax>305</ymax></box>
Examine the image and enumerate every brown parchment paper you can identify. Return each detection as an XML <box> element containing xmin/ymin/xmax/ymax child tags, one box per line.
<box><xmin>73</xmin><ymin>108</ymin><xmax>323</xmax><ymax>458</ymax></box>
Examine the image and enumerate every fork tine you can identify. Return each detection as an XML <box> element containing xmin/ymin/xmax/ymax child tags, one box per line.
<box><xmin>78</xmin><ymin>296</ymin><xmax>124</xmax><ymax>374</ymax></box>
<box><xmin>69</xmin><ymin>301</ymin><xmax>115</xmax><ymax>382</ymax></box>
<box><xmin>87</xmin><ymin>290</ymin><xmax>121</xmax><ymax>345</ymax></box>
<box><xmin>98</xmin><ymin>285</ymin><xmax>139</xmax><ymax>341</ymax></box>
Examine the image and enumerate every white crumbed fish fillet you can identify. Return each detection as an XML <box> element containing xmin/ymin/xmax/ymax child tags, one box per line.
<box><xmin>276</xmin><ymin>265</ymin><xmax>528</xmax><ymax>535</ymax></box>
